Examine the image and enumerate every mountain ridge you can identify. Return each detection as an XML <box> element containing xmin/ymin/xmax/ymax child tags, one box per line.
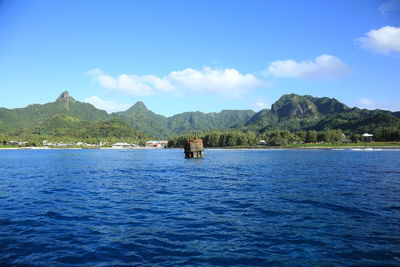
<box><xmin>243</xmin><ymin>94</ymin><xmax>399</xmax><ymax>134</ymax></box>
<box><xmin>0</xmin><ymin>91</ymin><xmax>399</xmax><ymax>138</ymax></box>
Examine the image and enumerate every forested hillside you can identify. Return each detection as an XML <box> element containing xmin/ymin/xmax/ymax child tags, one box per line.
<box><xmin>0</xmin><ymin>91</ymin><xmax>399</xmax><ymax>143</ymax></box>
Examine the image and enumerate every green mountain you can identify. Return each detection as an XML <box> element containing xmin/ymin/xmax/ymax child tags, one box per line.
<box><xmin>242</xmin><ymin>109</ymin><xmax>278</xmax><ymax>132</ymax></box>
<box><xmin>166</xmin><ymin>109</ymin><xmax>255</xmax><ymax>135</ymax></box>
<box><xmin>66</xmin><ymin>118</ymin><xmax>150</xmax><ymax>140</ymax></box>
<box><xmin>244</xmin><ymin>94</ymin><xmax>400</xmax><ymax>134</ymax></box>
<box><xmin>114</xmin><ymin>102</ymin><xmax>255</xmax><ymax>137</ymax></box>
<box><xmin>0</xmin><ymin>91</ymin><xmax>399</xmax><ymax>139</ymax></box>
<box><xmin>313</xmin><ymin>111</ymin><xmax>400</xmax><ymax>133</ymax></box>
<box><xmin>305</xmin><ymin>96</ymin><xmax>349</xmax><ymax>115</ymax></box>
<box><xmin>271</xmin><ymin>94</ymin><xmax>321</xmax><ymax>119</ymax></box>
<box><xmin>113</xmin><ymin>101</ymin><xmax>170</xmax><ymax>138</ymax></box>
<box><xmin>33</xmin><ymin>115</ymin><xmax>149</xmax><ymax>140</ymax></box>
<box><xmin>0</xmin><ymin>91</ymin><xmax>109</xmax><ymax>134</ymax></box>
<box><xmin>0</xmin><ymin>91</ymin><xmax>257</xmax><ymax>138</ymax></box>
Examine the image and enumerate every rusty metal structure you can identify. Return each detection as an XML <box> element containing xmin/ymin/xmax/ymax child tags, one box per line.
<box><xmin>184</xmin><ymin>136</ymin><xmax>204</xmax><ymax>158</ymax></box>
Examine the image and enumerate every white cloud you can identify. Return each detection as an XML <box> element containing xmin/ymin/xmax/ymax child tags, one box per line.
<box><xmin>385</xmin><ymin>102</ymin><xmax>400</xmax><ymax>111</ymax></box>
<box><xmin>357</xmin><ymin>98</ymin><xmax>376</xmax><ymax>108</ymax></box>
<box><xmin>254</xmin><ymin>101</ymin><xmax>269</xmax><ymax>111</ymax></box>
<box><xmin>87</xmin><ymin>67</ymin><xmax>262</xmax><ymax>98</ymax></box>
<box><xmin>356</xmin><ymin>98</ymin><xmax>400</xmax><ymax>111</ymax></box>
<box><xmin>86</xmin><ymin>69</ymin><xmax>175</xmax><ymax>96</ymax></box>
<box><xmin>266</xmin><ymin>54</ymin><xmax>351</xmax><ymax>80</ymax></box>
<box><xmin>357</xmin><ymin>26</ymin><xmax>400</xmax><ymax>55</ymax></box>
<box><xmin>169</xmin><ymin>67</ymin><xmax>262</xmax><ymax>97</ymax></box>
<box><xmin>378</xmin><ymin>0</ymin><xmax>400</xmax><ymax>14</ymax></box>
<box><xmin>85</xmin><ymin>96</ymin><xmax>130</xmax><ymax>113</ymax></box>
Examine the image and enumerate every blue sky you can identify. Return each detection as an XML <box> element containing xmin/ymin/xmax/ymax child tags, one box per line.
<box><xmin>0</xmin><ymin>0</ymin><xmax>399</xmax><ymax>116</ymax></box>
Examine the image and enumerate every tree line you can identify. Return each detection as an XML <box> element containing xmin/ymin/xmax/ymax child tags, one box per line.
<box><xmin>1</xmin><ymin>126</ymin><xmax>399</xmax><ymax>148</ymax></box>
<box><xmin>167</xmin><ymin>127</ymin><xmax>400</xmax><ymax>147</ymax></box>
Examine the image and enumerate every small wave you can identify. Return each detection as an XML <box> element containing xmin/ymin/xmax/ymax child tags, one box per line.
<box><xmin>42</xmin><ymin>211</ymin><xmax>91</xmax><ymax>221</ymax></box>
<box><xmin>351</xmin><ymin>148</ymin><xmax>382</xmax><ymax>151</ymax></box>
<box><xmin>350</xmin><ymin>148</ymin><xmax>400</xmax><ymax>151</ymax></box>
<box><xmin>292</xmin><ymin>199</ymin><xmax>378</xmax><ymax>217</ymax></box>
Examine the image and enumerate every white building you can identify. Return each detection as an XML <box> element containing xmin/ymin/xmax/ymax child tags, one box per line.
<box><xmin>111</xmin><ymin>142</ymin><xmax>136</xmax><ymax>148</ymax></box>
<box><xmin>145</xmin><ymin>140</ymin><xmax>168</xmax><ymax>148</ymax></box>
<box><xmin>362</xmin><ymin>133</ymin><xmax>374</xmax><ymax>142</ymax></box>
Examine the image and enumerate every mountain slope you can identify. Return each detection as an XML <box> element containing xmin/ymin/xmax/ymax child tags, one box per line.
<box><xmin>271</xmin><ymin>94</ymin><xmax>321</xmax><ymax>119</ymax></box>
<box><xmin>167</xmin><ymin>109</ymin><xmax>255</xmax><ymax>135</ymax></box>
<box><xmin>0</xmin><ymin>91</ymin><xmax>109</xmax><ymax>134</ymax></box>
<box><xmin>115</xmin><ymin>101</ymin><xmax>256</xmax><ymax>137</ymax></box>
<box><xmin>1</xmin><ymin>91</ymin><xmax>399</xmax><ymax>138</ymax></box>
<box><xmin>33</xmin><ymin>115</ymin><xmax>151</xmax><ymax>141</ymax></box>
<box><xmin>244</xmin><ymin>109</ymin><xmax>278</xmax><ymax>132</ymax></box>
<box><xmin>313</xmin><ymin>110</ymin><xmax>400</xmax><ymax>133</ymax></box>
<box><xmin>113</xmin><ymin>101</ymin><xmax>170</xmax><ymax>137</ymax></box>
<box><xmin>244</xmin><ymin>94</ymin><xmax>399</xmax><ymax>134</ymax></box>
<box><xmin>0</xmin><ymin>92</ymin><xmax>256</xmax><ymax>138</ymax></box>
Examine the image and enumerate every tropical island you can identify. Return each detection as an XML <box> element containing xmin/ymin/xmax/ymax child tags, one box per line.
<box><xmin>0</xmin><ymin>91</ymin><xmax>399</xmax><ymax>149</ymax></box>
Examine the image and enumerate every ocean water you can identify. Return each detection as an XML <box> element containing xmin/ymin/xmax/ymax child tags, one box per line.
<box><xmin>0</xmin><ymin>149</ymin><xmax>399</xmax><ymax>266</ymax></box>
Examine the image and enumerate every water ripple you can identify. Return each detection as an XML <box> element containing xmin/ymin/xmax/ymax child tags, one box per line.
<box><xmin>1</xmin><ymin>149</ymin><xmax>400</xmax><ymax>265</ymax></box>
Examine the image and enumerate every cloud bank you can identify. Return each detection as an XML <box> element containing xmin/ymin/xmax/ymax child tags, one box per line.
<box><xmin>86</xmin><ymin>69</ymin><xmax>175</xmax><ymax>96</ymax></box>
<box><xmin>266</xmin><ymin>54</ymin><xmax>351</xmax><ymax>80</ymax></box>
<box><xmin>356</xmin><ymin>98</ymin><xmax>400</xmax><ymax>111</ymax></box>
<box><xmin>357</xmin><ymin>26</ymin><xmax>400</xmax><ymax>55</ymax></box>
<box><xmin>254</xmin><ymin>101</ymin><xmax>269</xmax><ymax>111</ymax></box>
<box><xmin>85</xmin><ymin>96</ymin><xmax>130</xmax><ymax>113</ymax></box>
<box><xmin>357</xmin><ymin>98</ymin><xmax>376</xmax><ymax>108</ymax></box>
<box><xmin>87</xmin><ymin>67</ymin><xmax>262</xmax><ymax>98</ymax></box>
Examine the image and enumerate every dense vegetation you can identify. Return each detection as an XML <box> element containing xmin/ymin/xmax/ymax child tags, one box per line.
<box><xmin>242</xmin><ymin>94</ymin><xmax>400</xmax><ymax>134</ymax></box>
<box><xmin>0</xmin><ymin>92</ymin><xmax>256</xmax><ymax>139</ymax></box>
<box><xmin>167</xmin><ymin>129</ymin><xmax>346</xmax><ymax>148</ymax></box>
<box><xmin>168</xmin><ymin>127</ymin><xmax>400</xmax><ymax>148</ymax></box>
<box><xmin>1</xmin><ymin>117</ymin><xmax>151</xmax><ymax>147</ymax></box>
<box><xmin>114</xmin><ymin>102</ymin><xmax>255</xmax><ymax>137</ymax></box>
<box><xmin>0</xmin><ymin>91</ymin><xmax>109</xmax><ymax>134</ymax></box>
<box><xmin>0</xmin><ymin>91</ymin><xmax>399</xmax><ymax>147</ymax></box>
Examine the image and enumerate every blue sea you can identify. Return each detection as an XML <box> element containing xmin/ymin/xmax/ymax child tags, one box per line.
<box><xmin>1</xmin><ymin>149</ymin><xmax>400</xmax><ymax>266</ymax></box>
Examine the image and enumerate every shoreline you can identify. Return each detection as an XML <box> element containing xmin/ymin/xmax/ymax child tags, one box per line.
<box><xmin>208</xmin><ymin>146</ymin><xmax>400</xmax><ymax>150</ymax></box>
<box><xmin>0</xmin><ymin>146</ymin><xmax>166</xmax><ymax>150</ymax></box>
<box><xmin>1</xmin><ymin>145</ymin><xmax>400</xmax><ymax>150</ymax></box>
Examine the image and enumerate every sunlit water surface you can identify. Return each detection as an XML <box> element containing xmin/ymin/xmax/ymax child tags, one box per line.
<box><xmin>1</xmin><ymin>149</ymin><xmax>400</xmax><ymax>266</ymax></box>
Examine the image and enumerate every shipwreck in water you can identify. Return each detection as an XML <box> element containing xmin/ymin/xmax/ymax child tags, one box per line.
<box><xmin>184</xmin><ymin>136</ymin><xmax>204</xmax><ymax>158</ymax></box>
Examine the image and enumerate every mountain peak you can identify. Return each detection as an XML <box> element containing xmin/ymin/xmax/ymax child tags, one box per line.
<box><xmin>271</xmin><ymin>94</ymin><xmax>318</xmax><ymax>118</ymax></box>
<box><xmin>270</xmin><ymin>94</ymin><xmax>349</xmax><ymax>118</ymax></box>
<box><xmin>127</xmin><ymin>101</ymin><xmax>148</xmax><ymax>113</ymax></box>
<box><xmin>56</xmin><ymin>91</ymin><xmax>75</xmax><ymax>102</ymax></box>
